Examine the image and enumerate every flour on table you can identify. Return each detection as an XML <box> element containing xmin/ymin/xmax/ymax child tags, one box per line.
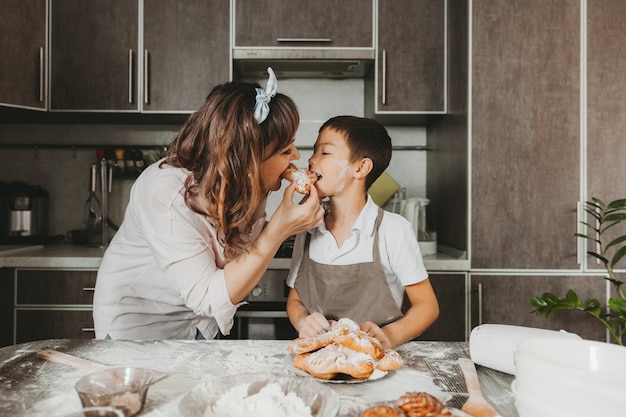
<box><xmin>206</xmin><ymin>382</ymin><xmax>312</xmax><ymax>417</ymax></box>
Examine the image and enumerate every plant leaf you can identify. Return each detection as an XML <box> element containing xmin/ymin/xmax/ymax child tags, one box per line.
<box><xmin>610</xmin><ymin>245</ymin><xmax>626</xmax><ymax>268</ymax></box>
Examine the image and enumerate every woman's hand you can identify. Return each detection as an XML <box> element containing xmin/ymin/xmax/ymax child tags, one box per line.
<box><xmin>268</xmin><ymin>182</ymin><xmax>324</xmax><ymax>241</ymax></box>
<box><xmin>360</xmin><ymin>321</ymin><xmax>392</xmax><ymax>349</ymax></box>
<box><xmin>297</xmin><ymin>312</ymin><xmax>332</xmax><ymax>338</ymax></box>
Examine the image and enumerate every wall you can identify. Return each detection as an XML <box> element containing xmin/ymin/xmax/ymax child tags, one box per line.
<box><xmin>0</xmin><ymin>78</ymin><xmax>427</xmax><ymax>238</ymax></box>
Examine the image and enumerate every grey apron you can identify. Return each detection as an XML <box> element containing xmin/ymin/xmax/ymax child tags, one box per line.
<box><xmin>294</xmin><ymin>207</ymin><xmax>403</xmax><ymax>326</ymax></box>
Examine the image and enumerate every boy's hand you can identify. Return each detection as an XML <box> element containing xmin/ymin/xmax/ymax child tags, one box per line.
<box><xmin>360</xmin><ymin>321</ymin><xmax>392</xmax><ymax>349</ymax></box>
<box><xmin>297</xmin><ymin>312</ymin><xmax>332</xmax><ymax>338</ymax></box>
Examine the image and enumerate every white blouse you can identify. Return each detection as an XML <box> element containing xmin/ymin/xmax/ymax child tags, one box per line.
<box><xmin>93</xmin><ymin>160</ymin><xmax>266</xmax><ymax>340</ymax></box>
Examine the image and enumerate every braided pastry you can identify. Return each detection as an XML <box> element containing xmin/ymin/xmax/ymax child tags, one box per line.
<box><xmin>332</xmin><ymin>318</ymin><xmax>385</xmax><ymax>360</ymax></box>
<box><xmin>288</xmin><ymin>331</ymin><xmax>333</xmax><ymax>354</ymax></box>
<box><xmin>293</xmin><ymin>343</ymin><xmax>375</xmax><ymax>380</ymax></box>
<box><xmin>360</xmin><ymin>405</ymin><xmax>404</xmax><ymax>417</ymax></box>
<box><xmin>397</xmin><ymin>392</ymin><xmax>452</xmax><ymax>417</ymax></box>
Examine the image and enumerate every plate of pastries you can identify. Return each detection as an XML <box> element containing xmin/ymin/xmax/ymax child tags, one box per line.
<box><xmin>286</xmin><ymin>318</ymin><xmax>403</xmax><ymax>383</ymax></box>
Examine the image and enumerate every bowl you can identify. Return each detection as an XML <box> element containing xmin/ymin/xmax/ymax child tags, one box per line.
<box><xmin>75</xmin><ymin>367</ymin><xmax>154</xmax><ymax>417</ymax></box>
<box><xmin>63</xmin><ymin>406</ymin><xmax>125</xmax><ymax>417</ymax></box>
<box><xmin>179</xmin><ymin>373</ymin><xmax>340</xmax><ymax>417</ymax></box>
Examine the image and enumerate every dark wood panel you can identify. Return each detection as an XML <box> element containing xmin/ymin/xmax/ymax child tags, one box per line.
<box><xmin>16</xmin><ymin>270</ymin><xmax>97</xmax><ymax>305</ymax></box>
<box><xmin>143</xmin><ymin>0</ymin><xmax>230</xmax><ymax>111</ymax></box>
<box><xmin>416</xmin><ymin>273</ymin><xmax>466</xmax><ymax>341</ymax></box>
<box><xmin>50</xmin><ymin>0</ymin><xmax>138</xmax><ymax>110</ymax></box>
<box><xmin>15</xmin><ymin>310</ymin><xmax>95</xmax><ymax>343</ymax></box>
<box><xmin>470</xmin><ymin>275</ymin><xmax>607</xmax><ymax>341</ymax></box>
<box><xmin>0</xmin><ymin>0</ymin><xmax>47</xmax><ymax>109</ymax></box>
<box><xmin>0</xmin><ymin>269</ymin><xmax>14</xmax><ymax>347</ymax></box>
<box><xmin>586</xmin><ymin>0</ymin><xmax>626</xmax><ymax>259</ymax></box>
<box><xmin>235</xmin><ymin>0</ymin><xmax>372</xmax><ymax>47</ymax></box>
<box><xmin>377</xmin><ymin>0</ymin><xmax>445</xmax><ymax>112</ymax></box>
<box><xmin>471</xmin><ymin>0</ymin><xmax>580</xmax><ymax>269</ymax></box>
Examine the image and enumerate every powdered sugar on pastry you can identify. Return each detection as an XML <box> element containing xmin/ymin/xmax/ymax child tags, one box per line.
<box><xmin>293</xmin><ymin>343</ymin><xmax>374</xmax><ymax>380</ymax></box>
<box><xmin>288</xmin><ymin>331</ymin><xmax>333</xmax><ymax>354</ymax></box>
<box><xmin>281</xmin><ymin>163</ymin><xmax>318</xmax><ymax>194</ymax></box>
<box><xmin>332</xmin><ymin>318</ymin><xmax>385</xmax><ymax>360</ymax></box>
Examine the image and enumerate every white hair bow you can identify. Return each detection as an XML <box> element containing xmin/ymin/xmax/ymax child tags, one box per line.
<box><xmin>253</xmin><ymin>67</ymin><xmax>278</xmax><ymax>124</ymax></box>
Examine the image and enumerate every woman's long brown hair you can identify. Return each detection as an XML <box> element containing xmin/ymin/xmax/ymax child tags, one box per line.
<box><xmin>163</xmin><ymin>81</ymin><xmax>299</xmax><ymax>259</ymax></box>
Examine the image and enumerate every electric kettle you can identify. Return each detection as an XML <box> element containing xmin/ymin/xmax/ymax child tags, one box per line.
<box><xmin>400</xmin><ymin>197</ymin><xmax>430</xmax><ymax>241</ymax></box>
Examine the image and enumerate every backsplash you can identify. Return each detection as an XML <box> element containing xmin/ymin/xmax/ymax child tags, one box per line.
<box><xmin>0</xmin><ymin>79</ymin><xmax>426</xmax><ymax>238</ymax></box>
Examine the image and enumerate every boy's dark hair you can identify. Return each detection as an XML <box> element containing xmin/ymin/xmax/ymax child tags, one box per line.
<box><xmin>319</xmin><ymin>115</ymin><xmax>392</xmax><ymax>189</ymax></box>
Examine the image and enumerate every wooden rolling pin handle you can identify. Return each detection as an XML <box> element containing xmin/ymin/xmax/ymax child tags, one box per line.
<box><xmin>37</xmin><ymin>349</ymin><xmax>108</xmax><ymax>371</ymax></box>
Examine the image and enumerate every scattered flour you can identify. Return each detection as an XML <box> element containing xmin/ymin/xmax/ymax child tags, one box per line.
<box><xmin>208</xmin><ymin>382</ymin><xmax>312</xmax><ymax>417</ymax></box>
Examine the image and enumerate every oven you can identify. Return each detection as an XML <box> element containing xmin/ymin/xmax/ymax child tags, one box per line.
<box><xmin>225</xmin><ymin>238</ymin><xmax>298</xmax><ymax>340</ymax></box>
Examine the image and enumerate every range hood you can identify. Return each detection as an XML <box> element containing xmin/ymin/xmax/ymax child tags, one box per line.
<box><xmin>233</xmin><ymin>49</ymin><xmax>375</xmax><ymax>79</ymax></box>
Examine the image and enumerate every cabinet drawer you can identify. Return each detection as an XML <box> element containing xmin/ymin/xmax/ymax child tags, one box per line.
<box><xmin>16</xmin><ymin>270</ymin><xmax>97</xmax><ymax>305</ymax></box>
<box><xmin>15</xmin><ymin>309</ymin><xmax>95</xmax><ymax>343</ymax></box>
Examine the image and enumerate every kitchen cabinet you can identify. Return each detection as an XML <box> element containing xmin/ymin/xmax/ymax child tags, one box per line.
<box><xmin>50</xmin><ymin>0</ymin><xmax>139</xmax><ymax>111</ymax></box>
<box><xmin>142</xmin><ymin>0</ymin><xmax>230</xmax><ymax>112</ymax></box>
<box><xmin>13</xmin><ymin>269</ymin><xmax>97</xmax><ymax>344</ymax></box>
<box><xmin>50</xmin><ymin>0</ymin><xmax>229</xmax><ymax>112</ymax></box>
<box><xmin>470</xmin><ymin>274</ymin><xmax>607</xmax><ymax>341</ymax></box>
<box><xmin>234</xmin><ymin>0</ymin><xmax>373</xmax><ymax>48</ymax></box>
<box><xmin>470</xmin><ymin>0</ymin><xmax>580</xmax><ymax>269</ymax></box>
<box><xmin>0</xmin><ymin>0</ymin><xmax>47</xmax><ymax>110</ymax></box>
<box><xmin>586</xmin><ymin>0</ymin><xmax>626</xmax><ymax>265</ymax></box>
<box><xmin>365</xmin><ymin>0</ymin><xmax>446</xmax><ymax>123</ymax></box>
<box><xmin>415</xmin><ymin>273</ymin><xmax>466</xmax><ymax>341</ymax></box>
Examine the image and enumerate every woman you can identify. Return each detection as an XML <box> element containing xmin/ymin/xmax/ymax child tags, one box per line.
<box><xmin>93</xmin><ymin>69</ymin><xmax>324</xmax><ymax>340</ymax></box>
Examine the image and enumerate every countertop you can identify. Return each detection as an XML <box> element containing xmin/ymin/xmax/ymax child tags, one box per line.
<box><xmin>0</xmin><ymin>242</ymin><xmax>469</xmax><ymax>271</ymax></box>
<box><xmin>0</xmin><ymin>339</ymin><xmax>516</xmax><ymax>417</ymax></box>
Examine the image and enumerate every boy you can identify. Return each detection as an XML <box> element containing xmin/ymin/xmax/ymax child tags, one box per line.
<box><xmin>286</xmin><ymin>116</ymin><xmax>439</xmax><ymax>348</ymax></box>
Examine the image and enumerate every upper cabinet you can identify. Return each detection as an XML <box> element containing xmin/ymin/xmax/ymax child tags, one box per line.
<box><xmin>470</xmin><ymin>0</ymin><xmax>580</xmax><ymax>270</ymax></box>
<box><xmin>50</xmin><ymin>0</ymin><xmax>139</xmax><ymax>111</ymax></box>
<box><xmin>234</xmin><ymin>0</ymin><xmax>373</xmax><ymax>48</ymax></box>
<box><xmin>366</xmin><ymin>0</ymin><xmax>446</xmax><ymax>123</ymax></box>
<box><xmin>143</xmin><ymin>0</ymin><xmax>230</xmax><ymax>112</ymax></box>
<box><xmin>50</xmin><ymin>0</ymin><xmax>230</xmax><ymax>112</ymax></box>
<box><xmin>0</xmin><ymin>0</ymin><xmax>47</xmax><ymax>110</ymax></box>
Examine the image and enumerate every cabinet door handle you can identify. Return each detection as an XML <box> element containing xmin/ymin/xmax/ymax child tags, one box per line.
<box><xmin>576</xmin><ymin>201</ymin><xmax>583</xmax><ymax>265</ymax></box>
<box><xmin>82</xmin><ymin>287</ymin><xmax>95</xmax><ymax>292</ymax></box>
<box><xmin>39</xmin><ymin>47</ymin><xmax>44</xmax><ymax>102</ymax></box>
<box><xmin>144</xmin><ymin>49</ymin><xmax>149</xmax><ymax>105</ymax></box>
<box><xmin>128</xmin><ymin>49</ymin><xmax>134</xmax><ymax>104</ymax></box>
<box><xmin>81</xmin><ymin>328</ymin><xmax>95</xmax><ymax>333</ymax></box>
<box><xmin>276</xmin><ymin>38</ymin><xmax>331</xmax><ymax>43</ymax></box>
<box><xmin>477</xmin><ymin>282</ymin><xmax>483</xmax><ymax>326</ymax></box>
<box><xmin>381</xmin><ymin>49</ymin><xmax>387</xmax><ymax>105</ymax></box>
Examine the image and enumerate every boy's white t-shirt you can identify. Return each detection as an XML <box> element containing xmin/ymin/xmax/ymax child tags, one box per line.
<box><xmin>286</xmin><ymin>196</ymin><xmax>428</xmax><ymax>307</ymax></box>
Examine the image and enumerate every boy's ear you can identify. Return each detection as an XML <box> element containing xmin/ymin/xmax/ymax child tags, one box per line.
<box><xmin>355</xmin><ymin>158</ymin><xmax>373</xmax><ymax>179</ymax></box>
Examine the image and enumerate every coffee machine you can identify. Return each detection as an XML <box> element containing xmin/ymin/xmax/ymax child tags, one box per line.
<box><xmin>0</xmin><ymin>181</ymin><xmax>49</xmax><ymax>242</ymax></box>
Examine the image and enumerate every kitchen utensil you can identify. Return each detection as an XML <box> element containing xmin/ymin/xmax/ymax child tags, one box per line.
<box><xmin>458</xmin><ymin>358</ymin><xmax>501</xmax><ymax>417</ymax></box>
<box><xmin>468</xmin><ymin>324</ymin><xmax>581</xmax><ymax>375</ymax></box>
<box><xmin>85</xmin><ymin>163</ymin><xmax>102</xmax><ymax>238</ymax></box>
<box><xmin>37</xmin><ymin>350</ymin><xmax>167</xmax><ymax>384</ymax></box>
<box><xmin>75</xmin><ymin>367</ymin><xmax>153</xmax><ymax>417</ymax></box>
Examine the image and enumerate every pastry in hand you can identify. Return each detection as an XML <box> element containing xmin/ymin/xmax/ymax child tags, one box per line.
<box><xmin>281</xmin><ymin>163</ymin><xmax>318</xmax><ymax>194</ymax></box>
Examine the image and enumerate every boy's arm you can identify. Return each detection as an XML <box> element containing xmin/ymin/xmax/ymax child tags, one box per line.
<box><xmin>362</xmin><ymin>279</ymin><xmax>440</xmax><ymax>348</ymax></box>
<box><xmin>287</xmin><ymin>288</ymin><xmax>332</xmax><ymax>338</ymax></box>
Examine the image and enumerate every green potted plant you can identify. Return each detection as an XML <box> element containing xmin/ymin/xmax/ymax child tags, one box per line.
<box><xmin>531</xmin><ymin>198</ymin><xmax>626</xmax><ymax>345</ymax></box>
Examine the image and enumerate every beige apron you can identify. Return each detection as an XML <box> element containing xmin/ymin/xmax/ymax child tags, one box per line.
<box><xmin>294</xmin><ymin>207</ymin><xmax>403</xmax><ymax>326</ymax></box>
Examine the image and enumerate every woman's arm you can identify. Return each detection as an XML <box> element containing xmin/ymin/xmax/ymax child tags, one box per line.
<box><xmin>361</xmin><ymin>279</ymin><xmax>439</xmax><ymax>348</ymax></box>
<box><xmin>224</xmin><ymin>183</ymin><xmax>324</xmax><ymax>303</ymax></box>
